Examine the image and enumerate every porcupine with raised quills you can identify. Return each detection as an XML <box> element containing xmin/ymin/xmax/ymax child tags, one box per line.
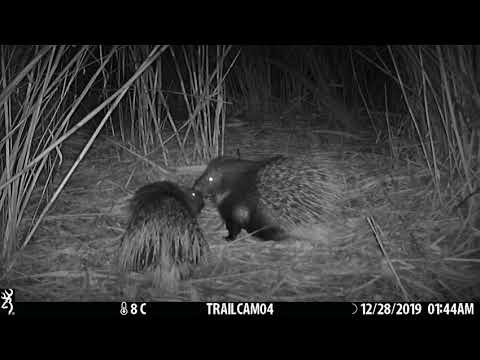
<box><xmin>117</xmin><ymin>181</ymin><xmax>208</xmax><ymax>285</ymax></box>
<box><xmin>193</xmin><ymin>155</ymin><xmax>344</xmax><ymax>242</ymax></box>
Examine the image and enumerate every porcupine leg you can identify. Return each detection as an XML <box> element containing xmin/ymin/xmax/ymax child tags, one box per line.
<box><xmin>224</xmin><ymin>217</ymin><xmax>242</xmax><ymax>241</ymax></box>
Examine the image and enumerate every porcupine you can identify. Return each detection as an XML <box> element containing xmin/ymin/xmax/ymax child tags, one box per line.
<box><xmin>117</xmin><ymin>181</ymin><xmax>208</xmax><ymax>285</ymax></box>
<box><xmin>193</xmin><ymin>155</ymin><xmax>344</xmax><ymax>242</ymax></box>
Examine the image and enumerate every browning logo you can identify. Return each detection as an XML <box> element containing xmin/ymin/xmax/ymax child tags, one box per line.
<box><xmin>1</xmin><ymin>289</ymin><xmax>15</xmax><ymax>316</ymax></box>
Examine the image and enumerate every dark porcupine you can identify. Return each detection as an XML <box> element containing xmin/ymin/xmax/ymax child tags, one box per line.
<box><xmin>193</xmin><ymin>155</ymin><xmax>344</xmax><ymax>242</ymax></box>
<box><xmin>117</xmin><ymin>181</ymin><xmax>208</xmax><ymax>287</ymax></box>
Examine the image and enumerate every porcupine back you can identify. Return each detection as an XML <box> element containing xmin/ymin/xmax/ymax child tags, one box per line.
<box><xmin>128</xmin><ymin>181</ymin><xmax>204</xmax><ymax>220</ymax></box>
<box><xmin>118</xmin><ymin>181</ymin><xmax>207</xmax><ymax>274</ymax></box>
<box><xmin>256</xmin><ymin>155</ymin><xmax>343</xmax><ymax>232</ymax></box>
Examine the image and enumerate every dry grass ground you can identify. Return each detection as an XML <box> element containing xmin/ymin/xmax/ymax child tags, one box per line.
<box><xmin>2</xmin><ymin>111</ymin><xmax>480</xmax><ymax>302</ymax></box>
